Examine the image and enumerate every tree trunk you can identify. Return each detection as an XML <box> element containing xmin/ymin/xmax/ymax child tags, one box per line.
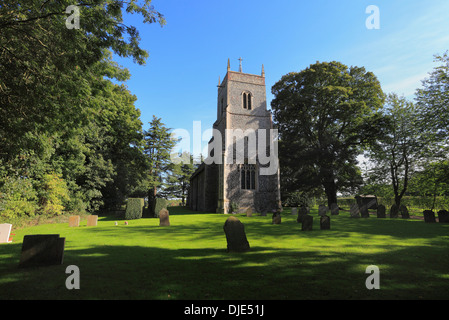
<box><xmin>323</xmin><ymin>178</ymin><xmax>338</xmax><ymax>208</ymax></box>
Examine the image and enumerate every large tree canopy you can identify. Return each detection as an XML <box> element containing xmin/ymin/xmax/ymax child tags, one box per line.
<box><xmin>0</xmin><ymin>1</ymin><xmax>165</xmax><ymax>218</ymax></box>
<box><xmin>271</xmin><ymin>61</ymin><xmax>385</xmax><ymax>206</ymax></box>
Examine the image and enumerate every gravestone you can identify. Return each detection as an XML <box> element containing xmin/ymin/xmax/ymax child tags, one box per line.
<box><xmin>19</xmin><ymin>234</ymin><xmax>65</xmax><ymax>268</ymax></box>
<box><xmin>437</xmin><ymin>210</ymin><xmax>449</xmax><ymax>223</ymax></box>
<box><xmin>360</xmin><ymin>205</ymin><xmax>369</xmax><ymax>218</ymax></box>
<box><xmin>87</xmin><ymin>215</ymin><xmax>98</xmax><ymax>227</ymax></box>
<box><xmin>320</xmin><ymin>215</ymin><xmax>331</xmax><ymax>230</ymax></box>
<box><xmin>223</xmin><ymin>216</ymin><xmax>250</xmax><ymax>252</ymax></box>
<box><xmin>318</xmin><ymin>205</ymin><xmax>328</xmax><ymax>216</ymax></box>
<box><xmin>68</xmin><ymin>215</ymin><xmax>80</xmax><ymax>227</ymax></box>
<box><xmin>246</xmin><ymin>208</ymin><xmax>252</xmax><ymax>217</ymax></box>
<box><xmin>0</xmin><ymin>224</ymin><xmax>13</xmax><ymax>243</ymax></box>
<box><xmin>355</xmin><ymin>195</ymin><xmax>378</xmax><ymax>210</ymax></box>
<box><xmin>423</xmin><ymin>210</ymin><xmax>436</xmax><ymax>223</ymax></box>
<box><xmin>260</xmin><ymin>211</ymin><xmax>267</xmax><ymax>217</ymax></box>
<box><xmin>159</xmin><ymin>209</ymin><xmax>170</xmax><ymax>226</ymax></box>
<box><xmin>376</xmin><ymin>205</ymin><xmax>386</xmax><ymax>218</ymax></box>
<box><xmin>291</xmin><ymin>207</ymin><xmax>298</xmax><ymax>216</ymax></box>
<box><xmin>301</xmin><ymin>215</ymin><xmax>313</xmax><ymax>231</ymax></box>
<box><xmin>297</xmin><ymin>206</ymin><xmax>308</xmax><ymax>223</ymax></box>
<box><xmin>350</xmin><ymin>204</ymin><xmax>360</xmax><ymax>218</ymax></box>
<box><xmin>272</xmin><ymin>212</ymin><xmax>281</xmax><ymax>224</ymax></box>
<box><xmin>399</xmin><ymin>205</ymin><xmax>410</xmax><ymax>219</ymax></box>
<box><xmin>390</xmin><ymin>204</ymin><xmax>399</xmax><ymax>218</ymax></box>
<box><xmin>330</xmin><ymin>203</ymin><xmax>339</xmax><ymax>216</ymax></box>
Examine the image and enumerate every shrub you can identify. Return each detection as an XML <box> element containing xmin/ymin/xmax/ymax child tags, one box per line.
<box><xmin>37</xmin><ymin>173</ymin><xmax>70</xmax><ymax>216</ymax></box>
<box><xmin>284</xmin><ymin>191</ymin><xmax>311</xmax><ymax>208</ymax></box>
<box><xmin>125</xmin><ymin>198</ymin><xmax>144</xmax><ymax>219</ymax></box>
<box><xmin>0</xmin><ymin>175</ymin><xmax>38</xmax><ymax>219</ymax></box>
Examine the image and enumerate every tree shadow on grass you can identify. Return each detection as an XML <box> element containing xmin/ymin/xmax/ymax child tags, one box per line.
<box><xmin>1</xmin><ymin>212</ymin><xmax>448</xmax><ymax>300</ymax></box>
<box><xmin>1</xmin><ymin>239</ymin><xmax>449</xmax><ymax>300</ymax></box>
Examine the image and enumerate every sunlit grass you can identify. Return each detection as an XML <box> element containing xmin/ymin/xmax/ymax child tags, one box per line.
<box><xmin>0</xmin><ymin>207</ymin><xmax>448</xmax><ymax>299</ymax></box>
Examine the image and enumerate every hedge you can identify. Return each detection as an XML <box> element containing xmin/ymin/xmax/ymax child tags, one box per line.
<box><xmin>125</xmin><ymin>198</ymin><xmax>144</xmax><ymax>220</ymax></box>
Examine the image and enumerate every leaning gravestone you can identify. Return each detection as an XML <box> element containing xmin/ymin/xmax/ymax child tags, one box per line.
<box><xmin>330</xmin><ymin>203</ymin><xmax>339</xmax><ymax>216</ymax></box>
<box><xmin>437</xmin><ymin>210</ymin><xmax>449</xmax><ymax>223</ymax></box>
<box><xmin>350</xmin><ymin>204</ymin><xmax>360</xmax><ymax>218</ymax></box>
<box><xmin>291</xmin><ymin>207</ymin><xmax>298</xmax><ymax>216</ymax></box>
<box><xmin>223</xmin><ymin>216</ymin><xmax>250</xmax><ymax>252</ymax></box>
<box><xmin>390</xmin><ymin>204</ymin><xmax>399</xmax><ymax>218</ymax></box>
<box><xmin>423</xmin><ymin>210</ymin><xmax>436</xmax><ymax>223</ymax></box>
<box><xmin>302</xmin><ymin>215</ymin><xmax>313</xmax><ymax>231</ymax></box>
<box><xmin>19</xmin><ymin>234</ymin><xmax>65</xmax><ymax>268</ymax></box>
<box><xmin>399</xmin><ymin>205</ymin><xmax>410</xmax><ymax>219</ymax></box>
<box><xmin>159</xmin><ymin>209</ymin><xmax>170</xmax><ymax>226</ymax></box>
<box><xmin>377</xmin><ymin>205</ymin><xmax>386</xmax><ymax>218</ymax></box>
<box><xmin>0</xmin><ymin>224</ymin><xmax>13</xmax><ymax>243</ymax></box>
<box><xmin>318</xmin><ymin>205</ymin><xmax>328</xmax><ymax>216</ymax></box>
<box><xmin>320</xmin><ymin>215</ymin><xmax>330</xmax><ymax>230</ymax></box>
<box><xmin>87</xmin><ymin>215</ymin><xmax>98</xmax><ymax>227</ymax></box>
<box><xmin>272</xmin><ymin>212</ymin><xmax>281</xmax><ymax>224</ymax></box>
<box><xmin>68</xmin><ymin>215</ymin><xmax>80</xmax><ymax>227</ymax></box>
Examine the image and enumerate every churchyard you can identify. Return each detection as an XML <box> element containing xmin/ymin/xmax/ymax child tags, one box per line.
<box><xmin>1</xmin><ymin>205</ymin><xmax>448</xmax><ymax>300</ymax></box>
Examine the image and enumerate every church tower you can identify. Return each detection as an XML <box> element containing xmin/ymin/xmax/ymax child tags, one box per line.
<box><xmin>189</xmin><ymin>59</ymin><xmax>281</xmax><ymax>214</ymax></box>
<box><xmin>213</xmin><ymin>58</ymin><xmax>281</xmax><ymax>213</ymax></box>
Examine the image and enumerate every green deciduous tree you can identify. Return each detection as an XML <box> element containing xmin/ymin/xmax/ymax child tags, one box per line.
<box><xmin>271</xmin><ymin>61</ymin><xmax>385</xmax><ymax>206</ymax></box>
<box><xmin>0</xmin><ymin>0</ymin><xmax>164</xmax><ymax>219</ymax></box>
<box><xmin>365</xmin><ymin>94</ymin><xmax>429</xmax><ymax>207</ymax></box>
<box><xmin>416</xmin><ymin>52</ymin><xmax>449</xmax><ymax>138</ymax></box>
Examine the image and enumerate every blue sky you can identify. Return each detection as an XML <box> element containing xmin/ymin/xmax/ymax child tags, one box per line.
<box><xmin>112</xmin><ymin>0</ymin><xmax>449</xmax><ymax>149</ymax></box>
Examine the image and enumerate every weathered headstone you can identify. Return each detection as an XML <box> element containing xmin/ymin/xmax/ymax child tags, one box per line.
<box><xmin>318</xmin><ymin>205</ymin><xmax>328</xmax><ymax>216</ymax></box>
<box><xmin>0</xmin><ymin>224</ymin><xmax>13</xmax><ymax>243</ymax></box>
<box><xmin>297</xmin><ymin>206</ymin><xmax>308</xmax><ymax>223</ymax></box>
<box><xmin>390</xmin><ymin>204</ymin><xmax>399</xmax><ymax>218</ymax></box>
<box><xmin>360</xmin><ymin>205</ymin><xmax>369</xmax><ymax>218</ymax></box>
<box><xmin>68</xmin><ymin>215</ymin><xmax>80</xmax><ymax>227</ymax></box>
<box><xmin>159</xmin><ymin>209</ymin><xmax>170</xmax><ymax>226</ymax></box>
<box><xmin>355</xmin><ymin>195</ymin><xmax>378</xmax><ymax>210</ymax></box>
<box><xmin>301</xmin><ymin>215</ymin><xmax>313</xmax><ymax>231</ymax></box>
<box><xmin>291</xmin><ymin>207</ymin><xmax>298</xmax><ymax>216</ymax></box>
<box><xmin>350</xmin><ymin>204</ymin><xmax>360</xmax><ymax>218</ymax></box>
<box><xmin>330</xmin><ymin>203</ymin><xmax>339</xmax><ymax>216</ymax></box>
<box><xmin>272</xmin><ymin>212</ymin><xmax>281</xmax><ymax>224</ymax></box>
<box><xmin>399</xmin><ymin>205</ymin><xmax>410</xmax><ymax>219</ymax></box>
<box><xmin>223</xmin><ymin>216</ymin><xmax>250</xmax><ymax>252</ymax></box>
<box><xmin>246</xmin><ymin>208</ymin><xmax>252</xmax><ymax>217</ymax></box>
<box><xmin>376</xmin><ymin>204</ymin><xmax>386</xmax><ymax>218</ymax></box>
<box><xmin>437</xmin><ymin>210</ymin><xmax>449</xmax><ymax>223</ymax></box>
<box><xmin>86</xmin><ymin>215</ymin><xmax>98</xmax><ymax>227</ymax></box>
<box><xmin>423</xmin><ymin>210</ymin><xmax>436</xmax><ymax>223</ymax></box>
<box><xmin>320</xmin><ymin>215</ymin><xmax>331</xmax><ymax>230</ymax></box>
<box><xmin>19</xmin><ymin>234</ymin><xmax>65</xmax><ymax>268</ymax></box>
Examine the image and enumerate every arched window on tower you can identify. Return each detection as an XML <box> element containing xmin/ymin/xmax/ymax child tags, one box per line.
<box><xmin>242</xmin><ymin>92</ymin><xmax>252</xmax><ymax>110</ymax></box>
<box><xmin>240</xmin><ymin>164</ymin><xmax>256</xmax><ymax>190</ymax></box>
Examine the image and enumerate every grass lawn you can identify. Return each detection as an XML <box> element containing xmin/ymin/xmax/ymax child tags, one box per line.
<box><xmin>1</xmin><ymin>207</ymin><xmax>448</xmax><ymax>300</ymax></box>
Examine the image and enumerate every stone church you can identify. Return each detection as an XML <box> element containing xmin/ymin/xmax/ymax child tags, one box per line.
<box><xmin>188</xmin><ymin>59</ymin><xmax>281</xmax><ymax>214</ymax></box>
